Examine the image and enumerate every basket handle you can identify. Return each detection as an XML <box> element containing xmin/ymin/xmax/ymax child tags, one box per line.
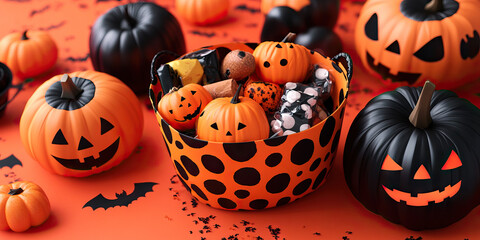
<box><xmin>331</xmin><ymin>52</ymin><xmax>353</xmax><ymax>85</ymax></box>
<box><xmin>150</xmin><ymin>50</ymin><xmax>180</xmax><ymax>97</ymax></box>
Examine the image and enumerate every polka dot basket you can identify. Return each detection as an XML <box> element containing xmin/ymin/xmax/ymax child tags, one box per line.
<box><xmin>150</xmin><ymin>42</ymin><xmax>352</xmax><ymax>210</ymax></box>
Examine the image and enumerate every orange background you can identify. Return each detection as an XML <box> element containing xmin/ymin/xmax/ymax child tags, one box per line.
<box><xmin>0</xmin><ymin>0</ymin><xmax>479</xmax><ymax>239</ymax></box>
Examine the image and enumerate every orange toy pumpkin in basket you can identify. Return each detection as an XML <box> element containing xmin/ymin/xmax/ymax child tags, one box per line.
<box><xmin>253</xmin><ymin>33</ymin><xmax>312</xmax><ymax>85</ymax></box>
<box><xmin>196</xmin><ymin>85</ymin><xmax>270</xmax><ymax>143</ymax></box>
<box><xmin>20</xmin><ymin>71</ymin><xmax>143</xmax><ymax>177</ymax></box>
<box><xmin>0</xmin><ymin>30</ymin><xmax>58</xmax><ymax>81</ymax></box>
<box><xmin>355</xmin><ymin>0</ymin><xmax>480</xmax><ymax>89</ymax></box>
<box><xmin>158</xmin><ymin>83</ymin><xmax>213</xmax><ymax>132</ymax></box>
<box><xmin>0</xmin><ymin>181</ymin><xmax>50</xmax><ymax>232</ymax></box>
<box><xmin>175</xmin><ymin>0</ymin><xmax>229</xmax><ymax>25</ymax></box>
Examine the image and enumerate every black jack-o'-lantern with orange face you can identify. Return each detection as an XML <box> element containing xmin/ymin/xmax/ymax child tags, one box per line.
<box><xmin>344</xmin><ymin>82</ymin><xmax>480</xmax><ymax>230</ymax></box>
<box><xmin>355</xmin><ymin>0</ymin><xmax>480</xmax><ymax>89</ymax></box>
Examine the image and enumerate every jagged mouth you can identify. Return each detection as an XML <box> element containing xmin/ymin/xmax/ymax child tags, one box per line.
<box><xmin>52</xmin><ymin>138</ymin><xmax>120</xmax><ymax>170</ymax></box>
<box><xmin>366</xmin><ymin>51</ymin><xmax>421</xmax><ymax>84</ymax></box>
<box><xmin>382</xmin><ymin>181</ymin><xmax>461</xmax><ymax>206</ymax></box>
<box><xmin>173</xmin><ymin>101</ymin><xmax>202</xmax><ymax>122</ymax></box>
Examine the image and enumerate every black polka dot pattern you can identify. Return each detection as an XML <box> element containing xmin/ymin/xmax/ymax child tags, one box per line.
<box><xmin>310</xmin><ymin>158</ymin><xmax>321</xmax><ymax>171</ymax></box>
<box><xmin>312</xmin><ymin>168</ymin><xmax>327</xmax><ymax>189</ymax></box>
<box><xmin>276</xmin><ymin>197</ymin><xmax>291</xmax><ymax>207</ymax></box>
<box><xmin>175</xmin><ymin>141</ymin><xmax>183</xmax><ymax>149</ymax></box>
<box><xmin>266</xmin><ymin>173</ymin><xmax>290</xmax><ymax>194</ymax></box>
<box><xmin>161</xmin><ymin>119</ymin><xmax>172</xmax><ymax>144</ymax></box>
<box><xmin>339</xmin><ymin>89</ymin><xmax>345</xmax><ymax>104</ymax></box>
<box><xmin>204</xmin><ymin>180</ymin><xmax>226</xmax><ymax>195</ymax></box>
<box><xmin>324</xmin><ymin>152</ymin><xmax>330</xmax><ymax>162</ymax></box>
<box><xmin>265</xmin><ymin>153</ymin><xmax>282</xmax><ymax>167</ymax></box>
<box><xmin>264</xmin><ymin>61</ymin><xmax>270</xmax><ymax>68</ymax></box>
<box><xmin>297</xmin><ymin>171</ymin><xmax>303</xmax><ymax>176</ymax></box>
<box><xmin>180</xmin><ymin>133</ymin><xmax>208</xmax><ymax>148</ymax></box>
<box><xmin>234</xmin><ymin>190</ymin><xmax>250</xmax><ymax>199</ymax></box>
<box><xmin>191</xmin><ymin>184</ymin><xmax>208</xmax><ymax>200</ymax></box>
<box><xmin>320</xmin><ymin>117</ymin><xmax>336</xmax><ymax>147</ymax></box>
<box><xmin>180</xmin><ymin>155</ymin><xmax>199</xmax><ymax>176</ymax></box>
<box><xmin>280</xmin><ymin>59</ymin><xmax>288</xmax><ymax>66</ymax></box>
<box><xmin>201</xmin><ymin>155</ymin><xmax>225</xmax><ymax>174</ymax></box>
<box><xmin>291</xmin><ymin>139</ymin><xmax>314</xmax><ymax>165</ymax></box>
<box><xmin>174</xmin><ymin>160</ymin><xmax>188</xmax><ymax>180</ymax></box>
<box><xmin>324</xmin><ymin>96</ymin><xmax>334</xmax><ymax>113</ymax></box>
<box><xmin>179</xmin><ymin>176</ymin><xmax>191</xmax><ymax>192</ymax></box>
<box><xmin>332</xmin><ymin>61</ymin><xmax>343</xmax><ymax>73</ymax></box>
<box><xmin>293</xmin><ymin>179</ymin><xmax>312</xmax><ymax>196</ymax></box>
<box><xmin>218</xmin><ymin>198</ymin><xmax>237</xmax><ymax>209</ymax></box>
<box><xmin>331</xmin><ymin>130</ymin><xmax>341</xmax><ymax>153</ymax></box>
<box><xmin>238</xmin><ymin>51</ymin><xmax>246</xmax><ymax>58</ymax></box>
<box><xmin>223</xmin><ymin>142</ymin><xmax>257</xmax><ymax>162</ymax></box>
<box><xmin>250</xmin><ymin>199</ymin><xmax>269</xmax><ymax>209</ymax></box>
<box><xmin>234</xmin><ymin>168</ymin><xmax>261</xmax><ymax>186</ymax></box>
<box><xmin>264</xmin><ymin>135</ymin><xmax>287</xmax><ymax>146</ymax></box>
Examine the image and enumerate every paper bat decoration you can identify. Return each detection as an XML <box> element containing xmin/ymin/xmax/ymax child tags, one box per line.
<box><xmin>83</xmin><ymin>182</ymin><xmax>158</xmax><ymax>210</ymax></box>
<box><xmin>0</xmin><ymin>155</ymin><xmax>23</xmax><ymax>169</ymax></box>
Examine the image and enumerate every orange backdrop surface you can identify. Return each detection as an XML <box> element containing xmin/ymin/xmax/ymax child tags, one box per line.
<box><xmin>0</xmin><ymin>0</ymin><xmax>479</xmax><ymax>239</ymax></box>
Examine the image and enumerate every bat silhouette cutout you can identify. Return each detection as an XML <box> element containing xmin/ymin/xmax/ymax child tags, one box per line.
<box><xmin>0</xmin><ymin>155</ymin><xmax>23</xmax><ymax>169</ymax></box>
<box><xmin>83</xmin><ymin>182</ymin><xmax>157</xmax><ymax>210</ymax></box>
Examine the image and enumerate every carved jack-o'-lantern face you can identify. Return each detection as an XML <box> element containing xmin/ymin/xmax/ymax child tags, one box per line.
<box><xmin>355</xmin><ymin>0</ymin><xmax>480</xmax><ymax>88</ymax></box>
<box><xmin>158</xmin><ymin>83</ymin><xmax>213</xmax><ymax>132</ymax></box>
<box><xmin>51</xmin><ymin>118</ymin><xmax>119</xmax><ymax>170</ymax></box>
<box><xmin>381</xmin><ymin>150</ymin><xmax>463</xmax><ymax>206</ymax></box>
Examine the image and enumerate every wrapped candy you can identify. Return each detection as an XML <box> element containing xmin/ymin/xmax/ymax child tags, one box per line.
<box><xmin>271</xmin><ymin>82</ymin><xmax>320</xmax><ymax>136</ymax></box>
<box><xmin>308</xmin><ymin>64</ymin><xmax>332</xmax><ymax>97</ymax></box>
<box><xmin>181</xmin><ymin>49</ymin><xmax>222</xmax><ymax>84</ymax></box>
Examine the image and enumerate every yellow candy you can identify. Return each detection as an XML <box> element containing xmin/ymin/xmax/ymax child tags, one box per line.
<box><xmin>167</xmin><ymin>59</ymin><xmax>205</xmax><ymax>86</ymax></box>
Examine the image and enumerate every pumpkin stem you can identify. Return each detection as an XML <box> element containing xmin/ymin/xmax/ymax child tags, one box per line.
<box><xmin>409</xmin><ymin>81</ymin><xmax>436</xmax><ymax>129</ymax></box>
<box><xmin>123</xmin><ymin>6</ymin><xmax>136</xmax><ymax>28</ymax></box>
<box><xmin>425</xmin><ymin>0</ymin><xmax>443</xmax><ymax>12</ymax></box>
<box><xmin>281</xmin><ymin>33</ymin><xmax>297</xmax><ymax>43</ymax></box>
<box><xmin>21</xmin><ymin>31</ymin><xmax>29</xmax><ymax>40</ymax></box>
<box><xmin>230</xmin><ymin>83</ymin><xmax>243</xmax><ymax>104</ymax></box>
<box><xmin>168</xmin><ymin>87</ymin><xmax>179</xmax><ymax>94</ymax></box>
<box><xmin>60</xmin><ymin>74</ymin><xmax>83</xmax><ymax>100</ymax></box>
<box><xmin>8</xmin><ymin>188</ymin><xmax>24</xmax><ymax>195</ymax></box>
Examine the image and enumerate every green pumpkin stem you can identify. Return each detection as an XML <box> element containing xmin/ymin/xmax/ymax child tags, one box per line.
<box><xmin>409</xmin><ymin>81</ymin><xmax>436</xmax><ymax>129</ymax></box>
<box><xmin>60</xmin><ymin>74</ymin><xmax>83</xmax><ymax>100</ymax></box>
<box><xmin>21</xmin><ymin>31</ymin><xmax>29</xmax><ymax>40</ymax></box>
<box><xmin>231</xmin><ymin>83</ymin><xmax>243</xmax><ymax>104</ymax></box>
<box><xmin>425</xmin><ymin>0</ymin><xmax>443</xmax><ymax>12</ymax></box>
<box><xmin>281</xmin><ymin>33</ymin><xmax>296</xmax><ymax>43</ymax></box>
<box><xmin>8</xmin><ymin>188</ymin><xmax>24</xmax><ymax>195</ymax></box>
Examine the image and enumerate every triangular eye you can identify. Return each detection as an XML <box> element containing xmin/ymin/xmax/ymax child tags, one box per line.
<box><xmin>101</xmin><ymin>118</ymin><xmax>114</xmax><ymax>135</ymax></box>
<box><xmin>441</xmin><ymin>150</ymin><xmax>462</xmax><ymax>170</ymax></box>
<box><xmin>365</xmin><ymin>13</ymin><xmax>378</xmax><ymax>41</ymax></box>
<box><xmin>210</xmin><ymin>123</ymin><xmax>218</xmax><ymax>130</ymax></box>
<box><xmin>237</xmin><ymin>122</ymin><xmax>246</xmax><ymax>130</ymax></box>
<box><xmin>386</xmin><ymin>40</ymin><xmax>400</xmax><ymax>54</ymax></box>
<box><xmin>180</xmin><ymin>96</ymin><xmax>185</xmax><ymax>101</ymax></box>
<box><xmin>52</xmin><ymin>129</ymin><xmax>68</xmax><ymax>145</ymax></box>
<box><xmin>78</xmin><ymin>137</ymin><xmax>93</xmax><ymax>150</ymax></box>
<box><xmin>191</xmin><ymin>91</ymin><xmax>197</xmax><ymax>95</ymax></box>
<box><xmin>414</xmin><ymin>36</ymin><xmax>444</xmax><ymax>62</ymax></box>
<box><xmin>381</xmin><ymin>154</ymin><xmax>403</xmax><ymax>171</ymax></box>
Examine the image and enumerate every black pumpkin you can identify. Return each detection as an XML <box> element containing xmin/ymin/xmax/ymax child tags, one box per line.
<box><xmin>343</xmin><ymin>81</ymin><xmax>480</xmax><ymax>230</ymax></box>
<box><xmin>295</xmin><ymin>27</ymin><xmax>343</xmax><ymax>58</ymax></box>
<box><xmin>90</xmin><ymin>2</ymin><xmax>186</xmax><ymax>95</ymax></box>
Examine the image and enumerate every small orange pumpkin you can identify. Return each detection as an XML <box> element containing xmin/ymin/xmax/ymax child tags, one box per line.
<box><xmin>158</xmin><ymin>83</ymin><xmax>213</xmax><ymax>131</ymax></box>
<box><xmin>175</xmin><ymin>0</ymin><xmax>229</xmax><ymax>25</ymax></box>
<box><xmin>196</xmin><ymin>84</ymin><xmax>269</xmax><ymax>142</ymax></box>
<box><xmin>0</xmin><ymin>30</ymin><xmax>58</xmax><ymax>81</ymax></box>
<box><xmin>0</xmin><ymin>181</ymin><xmax>51</xmax><ymax>232</ymax></box>
<box><xmin>20</xmin><ymin>71</ymin><xmax>143</xmax><ymax>177</ymax></box>
<box><xmin>253</xmin><ymin>33</ymin><xmax>312</xmax><ymax>84</ymax></box>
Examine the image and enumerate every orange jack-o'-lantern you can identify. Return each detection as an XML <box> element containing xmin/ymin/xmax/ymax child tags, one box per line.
<box><xmin>158</xmin><ymin>83</ymin><xmax>212</xmax><ymax>131</ymax></box>
<box><xmin>355</xmin><ymin>0</ymin><xmax>480</xmax><ymax>89</ymax></box>
<box><xmin>20</xmin><ymin>71</ymin><xmax>143</xmax><ymax>177</ymax></box>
